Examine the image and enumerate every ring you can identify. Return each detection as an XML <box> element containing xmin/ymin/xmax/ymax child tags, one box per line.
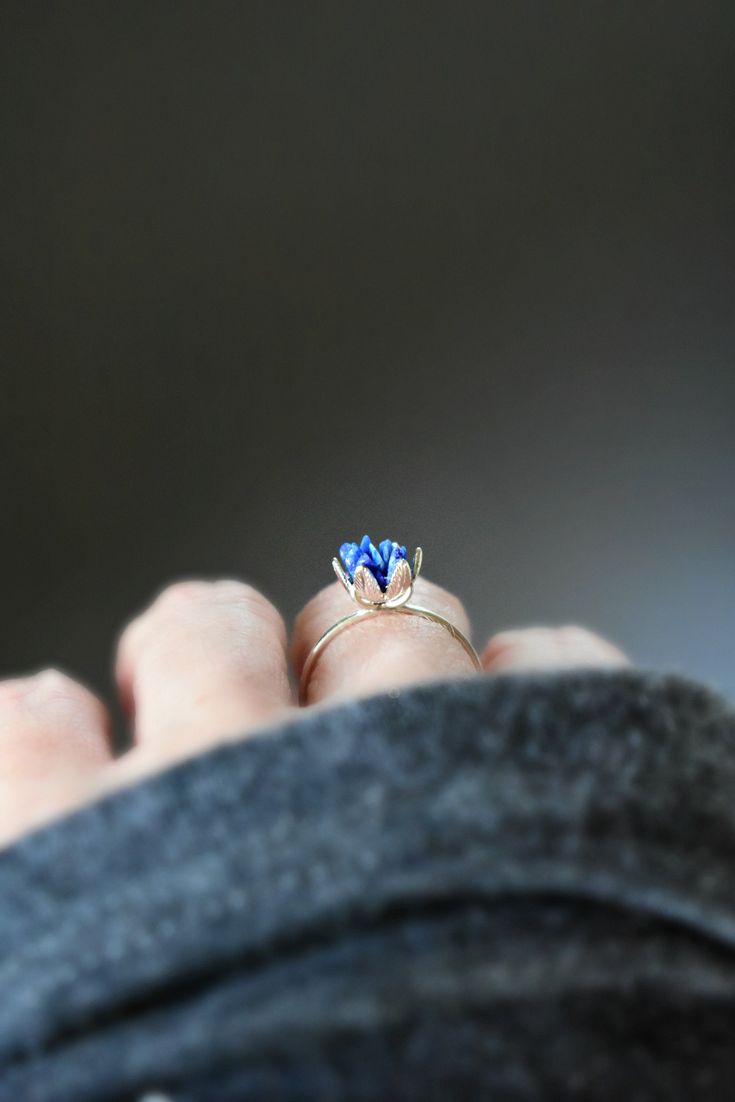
<box><xmin>299</xmin><ymin>535</ymin><xmax>482</xmax><ymax>704</ymax></box>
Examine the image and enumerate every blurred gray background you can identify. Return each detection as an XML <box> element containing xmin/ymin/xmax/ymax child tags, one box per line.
<box><xmin>1</xmin><ymin>3</ymin><xmax>733</xmax><ymax>708</ymax></box>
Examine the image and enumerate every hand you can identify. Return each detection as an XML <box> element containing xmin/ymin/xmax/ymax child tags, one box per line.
<box><xmin>0</xmin><ymin>577</ymin><xmax>628</xmax><ymax>846</ymax></box>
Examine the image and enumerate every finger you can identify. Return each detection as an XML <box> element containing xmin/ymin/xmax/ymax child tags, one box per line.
<box><xmin>482</xmin><ymin>626</ymin><xmax>630</xmax><ymax>673</ymax></box>
<box><xmin>0</xmin><ymin>669</ymin><xmax>112</xmax><ymax>844</ymax></box>
<box><xmin>293</xmin><ymin>577</ymin><xmax>477</xmax><ymax>705</ymax></box>
<box><xmin>116</xmin><ymin>579</ymin><xmax>293</xmax><ymax>764</ymax></box>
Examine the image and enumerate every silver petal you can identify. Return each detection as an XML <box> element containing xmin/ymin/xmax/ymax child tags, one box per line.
<box><xmin>333</xmin><ymin>557</ymin><xmax>352</xmax><ymax>594</ymax></box>
<box><xmin>412</xmin><ymin>547</ymin><xmax>423</xmax><ymax>579</ymax></box>
<box><xmin>353</xmin><ymin>564</ymin><xmax>384</xmax><ymax>604</ymax></box>
<box><xmin>386</xmin><ymin>556</ymin><xmax>412</xmax><ymax>601</ymax></box>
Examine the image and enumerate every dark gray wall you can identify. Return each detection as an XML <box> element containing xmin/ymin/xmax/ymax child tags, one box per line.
<box><xmin>1</xmin><ymin>3</ymin><xmax>733</xmax><ymax>709</ymax></box>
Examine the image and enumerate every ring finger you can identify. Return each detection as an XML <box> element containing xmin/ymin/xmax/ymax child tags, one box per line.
<box><xmin>293</xmin><ymin>577</ymin><xmax>478</xmax><ymax>706</ymax></box>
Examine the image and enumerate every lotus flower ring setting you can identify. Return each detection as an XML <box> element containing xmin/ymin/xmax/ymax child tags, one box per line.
<box><xmin>298</xmin><ymin>535</ymin><xmax>482</xmax><ymax>704</ymax></box>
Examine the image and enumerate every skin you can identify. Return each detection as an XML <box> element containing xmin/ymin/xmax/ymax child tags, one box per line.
<box><xmin>0</xmin><ymin>577</ymin><xmax>628</xmax><ymax>847</ymax></box>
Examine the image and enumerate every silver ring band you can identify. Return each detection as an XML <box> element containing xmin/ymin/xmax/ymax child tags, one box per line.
<box><xmin>299</xmin><ymin>601</ymin><xmax>482</xmax><ymax>704</ymax></box>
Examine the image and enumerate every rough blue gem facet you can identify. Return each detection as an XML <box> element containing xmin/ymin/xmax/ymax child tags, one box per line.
<box><xmin>339</xmin><ymin>534</ymin><xmax>408</xmax><ymax>590</ymax></box>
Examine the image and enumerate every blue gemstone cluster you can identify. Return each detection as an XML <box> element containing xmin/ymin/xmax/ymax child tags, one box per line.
<box><xmin>339</xmin><ymin>535</ymin><xmax>408</xmax><ymax>591</ymax></box>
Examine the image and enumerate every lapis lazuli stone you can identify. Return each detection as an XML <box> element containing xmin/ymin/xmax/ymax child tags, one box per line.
<box><xmin>339</xmin><ymin>535</ymin><xmax>408</xmax><ymax>591</ymax></box>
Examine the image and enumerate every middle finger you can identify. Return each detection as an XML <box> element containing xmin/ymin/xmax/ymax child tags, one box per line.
<box><xmin>116</xmin><ymin>579</ymin><xmax>294</xmax><ymax>762</ymax></box>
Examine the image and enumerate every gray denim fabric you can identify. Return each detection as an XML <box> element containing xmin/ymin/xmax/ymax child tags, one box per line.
<box><xmin>1</xmin><ymin>670</ymin><xmax>734</xmax><ymax>1100</ymax></box>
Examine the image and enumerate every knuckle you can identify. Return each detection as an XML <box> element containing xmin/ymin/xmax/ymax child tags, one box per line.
<box><xmin>119</xmin><ymin>579</ymin><xmax>286</xmax><ymax>666</ymax></box>
<box><xmin>34</xmin><ymin>667</ymin><xmax>77</xmax><ymax>691</ymax></box>
<box><xmin>558</xmin><ymin>625</ymin><xmax>605</xmax><ymax>651</ymax></box>
<box><xmin>152</xmin><ymin>579</ymin><xmax>280</xmax><ymax>626</ymax></box>
<box><xmin>0</xmin><ymin>668</ymin><xmax>84</xmax><ymax>702</ymax></box>
<box><xmin>0</xmin><ymin>669</ymin><xmax>105</xmax><ymax>735</ymax></box>
<box><xmin>154</xmin><ymin>579</ymin><xmax>212</xmax><ymax>609</ymax></box>
<box><xmin>559</xmin><ymin>624</ymin><xmax>593</xmax><ymax>642</ymax></box>
<box><xmin>32</xmin><ymin>668</ymin><xmax>102</xmax><ymax>713</ymax></box>
<box><xmin>484</xmin><ymin>630</ymin><xmax>525</xmax><ymax>657</ymax></box>
<box><xmin>557</xmin><ymin>625</ymin><xmax>627</xmax><ymax>665</ymax></box>
<box><xmin>213</xmin><ymin>579</ymin><xmax>283</xmax><ymax>626</ymax></box>
<box><xmin>207</xmin><ymin>580</ymin><xmax>287</xmax><ymax>642</ymax></box>
<box><xmin>488</xmin><ymin>630</ymin><xmax>520</xmax><ymax>647</ymax></box>
<box><xmin>124</xmin><ymin>581</ymin><xmax>221</xmax><ymax>642</ymax></box>
<box><xmin>117</xmin><ymin>582</ymin><xmax>210</xmax><ymax>656</ymax></box>
<box><xmin>212</xmin><ymin>578</ymin><xmax>257</xmax><ymax>599</ymax></box>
